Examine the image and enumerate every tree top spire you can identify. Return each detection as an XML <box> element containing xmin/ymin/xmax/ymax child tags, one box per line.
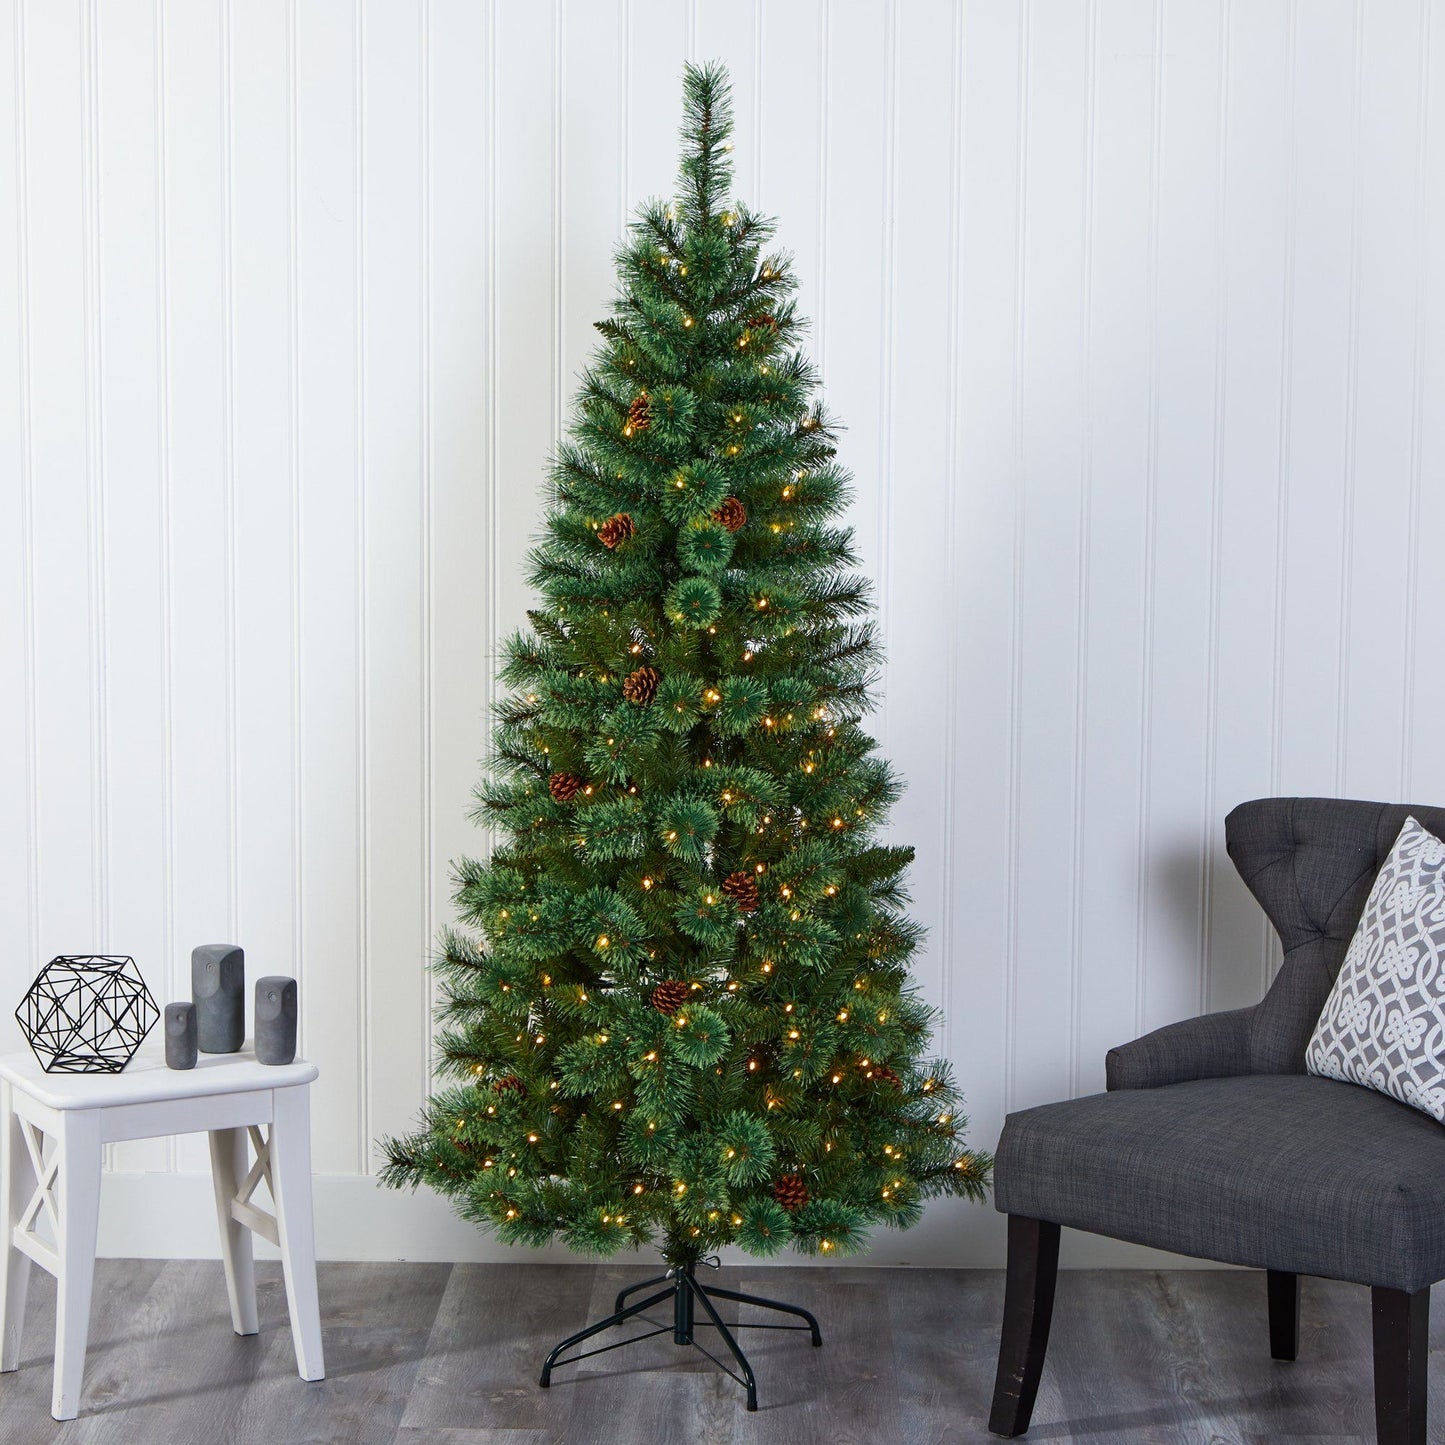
<box><xmin>679</xmin><ymin>60</ymin><xmax>734</xmax><ymax>221</ymax></box>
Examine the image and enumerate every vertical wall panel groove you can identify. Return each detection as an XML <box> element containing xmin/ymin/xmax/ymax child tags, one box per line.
<box><xmin>1002</xmin><ymin>0</ymin><xmax>1032</xmax><ymax>1113</ymax></box>
<box><xmin>1133</xmin><ymin>0</ymin><xmax>1164</xmax><ymax>1039</ymax></box>
<box><xmin>1199</xmin><ymin>0</ymin><xmax>1232</xmax><ymax>1011</ymax></box>
<box><xmin>485</xmin><ymin>0</ymin><xmax>498</xmax><ymax>868</ymax></box>
<box><xmin>82</xmin><ymin>0</ymin><xmax>108</xmax><ymax>1166</ymax></box>
<box><xmin>420</xmin><ymin>0</ymin><xmax>433</xmax><ymax>1082</ymax></box>
<box><xmin>937</xmin><ymin>0</ymin><xmax>967</xmax><ymax>1063</ymax></box>
<box><xmin>14</xmin><ymin>0</ymin><xmax>40</xmax><ymax>1022</ymax></box>
<box><xmin>1334</xmin><ymin>0</ymin><xmax>1365</xmax><ymax>795</ymax></box>
<box><xmin>220</xmin><ymin>0</ymin><xmax>239</xmax><ymax>944</ymax></box>
<box><xmin>1067</xmin><ymin>0</ymin><xmax>1099</xmax><ymax>1098</ymax></box>
<box><xmin>814</xmin><ymin>1</ymin><xmax>829</xmax><ymax>372</ymax></box>
<box><xmin>96</xmin><ymin>0</ymin><xmax>167</xmax><ymax>1171</ymax></box>
<box><xmin>1269</xmin><ymin>0</ymin><xmax>1301</xmax><ymax>806</ymax></box>
<box><xmin>1263</xmin><ymin>0</ymin><xmax>1301</xmax><ymax>992</ymax></box>
<box><xmin>354</xmin><ymin>0</ymin><xmax>370</xmax><ymax>1170</ymax></box>
<box><xmin>81</xmin><ymin>0</ymin><xmax>108</xmax><ymax>952</ymax></box>
<box><xmin>428</xmin><ymin>0</ymin><xmax>489</xmax><ymax>1122</ymax></box>
<box><xmin>1399</xmin><ymin>0</ymin><xmax>1432</xmax><ymax>796</ymax></box>
<box><xmin>1271</xmin><ymin>0</ymin><xmax>1306</xmax><ymax>982</ymax></box>
<box><xmin>618</xmin><ymin>0</ymin><xmax>628</xmax><ymax>230</ymax></box>
<box><xmin>154</xmin><ymin>0</ymin><xmax>178</xmax><ymax>1167</ymax></box>
<box><xmin>156</xmin><ymin>0</ymin><xmax>230</xmax><ymax>1172</ymax></box>
<box><xmin>1073</xmin><ymin>0</ymin><xmax>1152</xmax><ymax>1086</ymax></box>
<box><xmin>361</xmin><ymin>0</ymin><xmax>428</xmax><ymax>1165</ymax></box>
<box><xmin>287</xmin><ymin>0</ymin><xmax>304</xmax><ymax>1057</ymax></box>
<box><xmin>549</xmin><ymin>0</ymin><xmax>560</xmax><ymax>487</ymax></box>
<box><xmin>875</xmin><ymin>0</ymin><xmax>897</xmax><ymax>749</ymax></box>
<box><xmin>751</xmin><ymin>0</ymin><xmax>761</xmax><ymax>193</ymax></box>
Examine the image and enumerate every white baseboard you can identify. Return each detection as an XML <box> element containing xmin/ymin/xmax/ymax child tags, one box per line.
<box><xmin>95</xmin><ymin>1171</ymin><xmax>1233</xmax><ymax>1271</ymax></box>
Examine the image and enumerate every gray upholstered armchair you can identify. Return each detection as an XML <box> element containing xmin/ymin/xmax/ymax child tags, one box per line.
<box><xmin>988</xmin><ymin>797</ymin><xmax>1445</xmax><ymax>1445</ymax></box>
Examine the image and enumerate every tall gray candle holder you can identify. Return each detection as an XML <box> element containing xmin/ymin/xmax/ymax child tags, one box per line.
<box><xmin>192</xmin><ymin>944</ymin><xmax>245</xmax><ymax>1053</ymax></box>
<box><xmin>255</xmin><ymin>977</ymin><xmax>297</xmax><ymax>1065</ymax></box>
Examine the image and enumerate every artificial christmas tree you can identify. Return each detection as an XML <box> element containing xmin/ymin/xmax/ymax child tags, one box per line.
<box><xmin>381</xmin><ymin>61</ymin><xmax>990</xmax><ymax>1408</ymax></box>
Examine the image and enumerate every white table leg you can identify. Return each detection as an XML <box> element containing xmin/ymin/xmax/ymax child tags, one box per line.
<box><xmin>268</xmin><ymin>1086</ymin><xmax>324</xmax><ymax>1381</ymax></box>
<box><xmin>52</xmin><ymin>1108</ymin><xmax>102</xmax><ymax>1421</ymax></box>
<box><xmin>208</xmin><ymin>1127</ymin><xmax>259</xmax><ymax>1336</ymax></box>
<box><xmin>0</xmin><ymin>1081</ymin><xmax>34</xmax><ymax>1372</ymax></box>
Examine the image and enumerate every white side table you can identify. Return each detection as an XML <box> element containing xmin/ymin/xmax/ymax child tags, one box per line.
<box><xmin>0</xmin><ymin>1042</ymin><xmax>325</xmax><ymax>1420</ymax></box>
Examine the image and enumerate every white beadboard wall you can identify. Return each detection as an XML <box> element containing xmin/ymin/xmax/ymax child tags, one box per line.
<box><xmin>3</xmin><ymin>0</ymin><xmax>1444</xmax><ymax>1268</ymax></box>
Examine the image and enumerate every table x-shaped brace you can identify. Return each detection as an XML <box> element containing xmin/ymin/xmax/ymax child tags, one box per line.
<box><xmin>14</xmin><ymin>1120</ymin><xmax>61</xmax><ymax>1274</ymax></box>
<box><xmin>227</xmin><ymin>1125</ymin><xmax>278</xmax><ymax>1247</ymax></box>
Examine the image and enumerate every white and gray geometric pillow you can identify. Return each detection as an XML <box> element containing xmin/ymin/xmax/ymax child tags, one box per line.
<box><xmin>1307</xmin><ymin>815</ymin><xmax>1445</xmax><ymax>1123</ymax></box>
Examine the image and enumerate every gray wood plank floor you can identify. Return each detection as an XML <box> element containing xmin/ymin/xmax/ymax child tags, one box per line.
<box><xmin>0</xmin><ymin>1260</ymin><xmax>1434</xmax><ymax>1443</ymax></box>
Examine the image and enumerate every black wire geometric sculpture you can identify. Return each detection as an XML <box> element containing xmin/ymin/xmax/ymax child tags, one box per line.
<box><xmin>16</xmin><ymin>955</ymin><xmax>158</xmax><ymax>1074</ymax></box>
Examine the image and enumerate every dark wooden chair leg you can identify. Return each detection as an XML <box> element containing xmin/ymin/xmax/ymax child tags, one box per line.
<box><xmin>1372</xmin><ymin>1285</ymin><xmax>1429</xmax><ymax>1445</ymax></box>
<box><xmin>1267</xmin><ymin>1270</ymin><xmax>1300</xmax><ymax>1361</ymax></box>
<box><xmin>988</xmin><ymin>1216</ymin><xmax>1061</xmax><ymax>1439</ymax></box>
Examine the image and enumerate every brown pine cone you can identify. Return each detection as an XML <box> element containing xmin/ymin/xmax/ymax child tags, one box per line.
<box><xmin>871</xmin><ymin>1064</ymin><xmax>902</xmax><ymax>1089</ymax></box>
<box><xmin>771</xmin><ymin>1173</ymin><xmax>810</xmax><ymax>1212</ymax></box>
<box><xmin>622</xmin><ymin>666</ymin><xmax>660</xmax><ymax>705</ymax></box>
<box><xmin>713</xmin><ymin>496</ymin><xmax>747</xmax><ymax>533</ymax></box>
<box><xmin>747</xmin><ymin>313</ymin><xmax>779</xmax><ymax>337</ymax></box>
<box><xmin>624</xmin><ymin>393</ymin><xmax>651</xmax><ymax>436</ymax></box>
<box><xmin>491</xmin><ymin>1075</ymin><xmax>525</xmax><ymax>1096</ymax></box>
<box><xmin>549</xmin><ymin>772</ymin><xmax>583</xmax><ymax>803</ymax></box>
<box><xmin>721</xmin><ymin>870</ymin><xmax>759</xmax><ymax>913</ymax></box>
<box><xmin>651</xmin><ymin>979</ymin><xmax>690</xmax><ymax>1016</ymax></box>
<box><xmin>597</xmin><ymin>512</ymin><xmax>635</xmax><ymax>550</ymax></box>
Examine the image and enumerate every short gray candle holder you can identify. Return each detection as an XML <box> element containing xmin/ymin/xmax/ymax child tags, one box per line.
<box><xmin>255</xmin><ymin>976</ymin><xmax>297</xmax><ymax>1065</ymax></box>
<box><xmin>164</xmin><ymin>1001</ymin><xmax>198</xmax><ymax>1070</ymax></box>
<box><xmin>193</xmin><ymin>944</ymin><xmax>245</xmax><ymax>1054</ymax></box>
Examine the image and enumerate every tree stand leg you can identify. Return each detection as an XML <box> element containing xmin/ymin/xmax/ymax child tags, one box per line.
<box><xmin>539</xmin><ymin>1262</ymin><xmax>822</xmax><ymax>1411</ymax></box>
<box><xmin>613</xmin><ymin>1271</ymin><xmax>671</xmax><ymax>1315</ymax></box>
<box><xmin>702</xmin><ymin>1282</ymin><xmax>823</xmax><ymax>1346</ymax></box>
<box><xmin>538</xmin><ymin>1283</ymin><xmax>675</xmax><ymax>1389</ymax></box>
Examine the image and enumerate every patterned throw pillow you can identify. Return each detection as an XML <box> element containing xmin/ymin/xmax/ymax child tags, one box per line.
<box><xmin>1307</xmin><ymin>816</ymin><xmax>1445</xmax><ymax>1122</ymax></box>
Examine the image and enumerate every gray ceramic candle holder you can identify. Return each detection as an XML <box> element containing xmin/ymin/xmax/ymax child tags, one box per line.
<box><xmin>164</xmin><ymin>1001</ymin><xmax>198</xmax><ymax>1070</ymax></box>
<box><xmin>192</xmin><ymin>944</ymin><xmax>245</xmax><ymax>1053</ymax></box>
<box><xmin>255</xmin><ymin>976</ymin><xmax>297</xmax><ymax>1066</ymax></box>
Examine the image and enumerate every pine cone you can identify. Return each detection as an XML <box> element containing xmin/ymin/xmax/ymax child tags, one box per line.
<box><xmin>622</xmin><ymin>666</ymin><xmax>660</xmax><ymax>705</ymax></box>
<box><xmin>549</xmin><ymin>772</ymin><xmax>583</xmax><ymax>804</ymax></box>
<box><xmin>771</xmin><ymin>1173</ymin><xmax>810</xmax><ymax>1212</ymax></box>
<box><xmin>871</xmin><ymin>1064</ymin><xmax>902</xmax><ymax>1089</ymax></box>
<box><xmin>624</xmin><ymin>393</ymin><xmax>651</xmax><ymax>435</ymax></box>
<box><xmin>597</xmin><ymin>512</ymin><xmax>635</xmax><ymax>549</ymax></box>
<box><xmin>721</xmin><ymin>870</ymin><xmax>759</xmax><ymax>913</ymax></box>
<box><xmin>651</xmin><ymin>979</ymin><xmax>689</xmax><ymax>1016</ymax></box>
<box><xmin>713</xmin><ymin>496</ymin><xmax>747</xmax><ymax>533</ymax></box>
<box><xmin>747</xmin><ymin>313</ymin><xmax>779</xmax><ymax>337</ymax></box>
<box><xmin>491</xmin><ymin>1075</ymin><xmax>525</xmax><ymax>1096</ymax></box>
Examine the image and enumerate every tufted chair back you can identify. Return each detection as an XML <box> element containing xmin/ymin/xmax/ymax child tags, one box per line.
<box><xmin>1225</xmin><ymin>796</ymin><xmax>1445</xmax><ymax>1074</ymax></box>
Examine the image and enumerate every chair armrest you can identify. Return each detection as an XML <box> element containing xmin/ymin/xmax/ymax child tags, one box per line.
<box><xmin>1104</xmin><ymin>1006</ymin><xmax>1255</xmax><ymax>1091</ymax></box>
